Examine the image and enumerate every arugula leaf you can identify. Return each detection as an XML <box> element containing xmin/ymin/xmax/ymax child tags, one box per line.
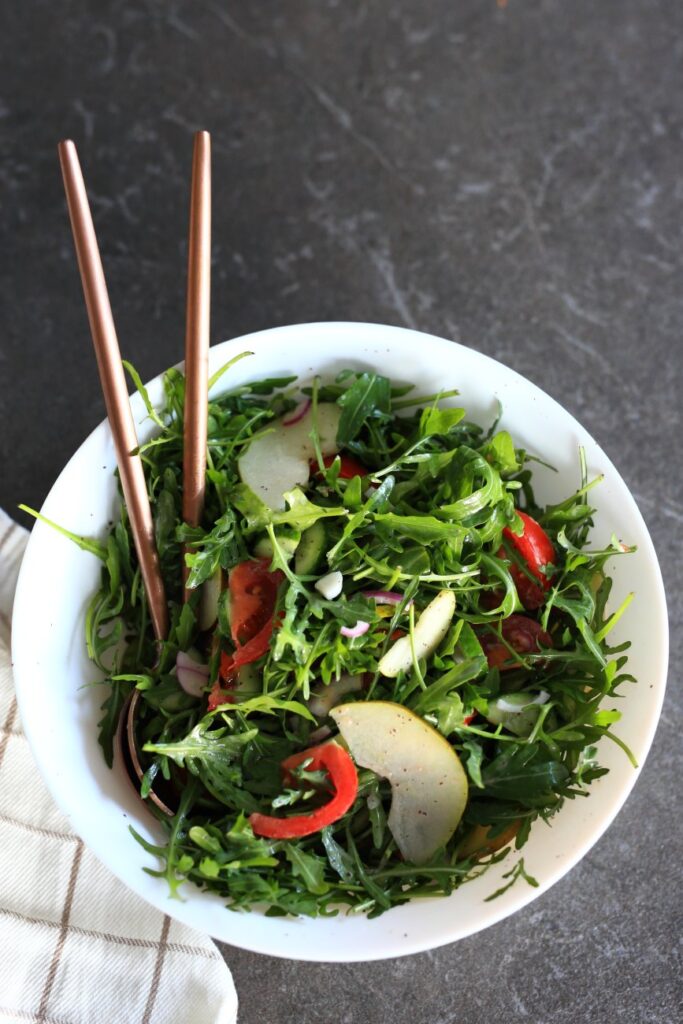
<box><xmin>481</xmin><ymin>431</ymin><xmax>520</xmax><ymax>474</ymax></box>
<box><xmin>143</xmin><ymin>719</ymin><xmax>258</xmax><ymax>808</ymax></box>
<box><xmin>327</xmin><ymin>474</ymin><xmax>395</xmax><ymax>563</ymax></box>
<box><xmin>481</xmin><ymin>746</ymin><xmax>569</xmax><ymax>803</ymax></box>
<box><xmin>217</xmin><ymin>693</ymin><xmax>316</xmax><ymax>722</ymax></box>
<box><xmin>143</xmin><ymin>721</ymin><xmax>255</xmax><ymax>766</ymax></box>
<box><xmin>337</xmin><ymin>372</ymin><xmax>391</xmax><ymax>445</ymax></box>
<box><xmin>374</xmin><ymin>513</ymin><xmax>467</xmax><ymax>546</ymax></box>
<box><xmin>19</xmin><ymin>505</ymin><xmax>107</xmax><ymax>560</ymax></box>
<box><xmin>419</xmin><ymin>406</ymin><xmax>466</xmax><ymax>437</ymax></box>
<box><xmin>97</xmin><ymin>681</ymin><xmax>127</xmax><ymax>768</ymax></box>
<box><xmin>438</xmin><ymin>448</ymin><xmax>504</xmax><ymax>520</ymax></box>
<box><xmin>275</xmin><ymin>489</ymin><xmax>348</xmax><ymax>532</ymax></box>
<box><xmin>123</xmin><ymin>360</ymin><xmax>165</xmax><ymax>427</ymax></box>
<box><xmin>462</xmin><ymin>739</ymin><xmax>486</xmax><ymax>789</ymax></box>
<box><xmin>412</xmin><ymin>654</ymin><xmax>488</xmax><ymax>723</ymax></box>
<box><xmin>181</xmin><ymin>509</ymin><xmax>242</xmax><ymax>588</ymax></box>
<box><xmin>285</xmin><ymin>846</ymin><xmax>330</xmax><ymax>896</ymax></box>
<box><xmin>189</xmin><ymin>826</ymin><xmax>221</xmax><ymax>853</ymax></box>
<box><xmin>321</xmin><ymin>827</ymin><xmax>355</xmax><ymax>881</ymax></box>
<box><xmin>206</xmin><ymin>350</ymin><xmax>254</xmax><ymax>393</ymax></box>
<box><xmin>228</xmin><ymin>484</ymin><xmax>272</xmax><ymax>531</ymax></box>
<box><xmin>484</xmin><ymin>857</ymin><xmax>539</xmax><ymax>901</ymax></box>
<box><xmin>231</xmin><ymin>484</ymin><xmax>347</xmax><ymax>534</ymax></box>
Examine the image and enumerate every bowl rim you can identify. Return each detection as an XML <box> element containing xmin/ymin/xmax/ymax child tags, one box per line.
<box><xmin>12</xmin><ymin>321</ymin><xmax>669</xmax><ymax>961</ymax></box>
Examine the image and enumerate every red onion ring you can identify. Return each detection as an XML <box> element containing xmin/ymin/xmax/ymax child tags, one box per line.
<box><xmin>361</xmin><ymin>590</ymin><xmax>412</xmax><ymax>606</ymax></box>
<box><xmin>495</xmin><ymin>690</ymin><xmax>549</xmax><ymax>714</ymax></box>
<box><xmin>340</xmin><ymin>620</ymin><xmax>370</xmax><ymax>639</ymax></box>
<box><xmin>176</xmin><ymin>651</ymin><xmax>210</xmax><ymax>697</ymax></box>
<box><xmin>282</xmin><ymin>398</ymin><xmax>312</xmax><ymax>426</ymax></box>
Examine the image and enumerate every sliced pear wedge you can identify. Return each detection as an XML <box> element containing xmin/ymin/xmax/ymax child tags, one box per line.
<box><xmin>378</xmin><ymin>589</ymin><xmax>455</xmax><ymax>678</ymax></box>
<box><xmin>238</xmin><ymin>402</ymin><xmax>341</xmax><ymax>509</ymax></box>
<box><xmin>330</xmin><ymin>700</ymin><xmax>468</xmax><ymax>864</ymax></box>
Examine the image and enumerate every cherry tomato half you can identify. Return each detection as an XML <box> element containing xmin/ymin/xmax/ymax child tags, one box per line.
<box><xmin>312</xmin><ymin>454</ymin><xmax>368</xmax><ymax>479</ymax></box>
<box><xmin>207</xmin><ymin>676</ymin><xmax>237</xmax><ymax>712</ymax></box>
<box><xmin>211</xmin><ymin>560</ymin><xmax>283</xmax><ymax>708</ymax></box>
<box><xmin>478</xmin><ymin>614</ymin><xmax>553</xmax><ymax>670</ymax></box>
<box><xmin>499</xmin><ymin>512</ymin><xmax>556</xmax><ymax>610</ymax></box>
<box><xmin>229</xmin><ymin>559</ymin><xmax>283</xmax><ymax>647</ymax></box>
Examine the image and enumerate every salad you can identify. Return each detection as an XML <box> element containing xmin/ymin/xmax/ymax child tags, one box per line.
<box><xmin>56</xmin><ymin>360</ymin><xmax>636</xmax><ymax>917</ymax></box>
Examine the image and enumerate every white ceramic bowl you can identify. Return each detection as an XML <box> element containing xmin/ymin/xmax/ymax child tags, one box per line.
<box><xmin>12</xmin><ymin>323</ymin><xmax>668</xmax><ymax>962</ymax></box>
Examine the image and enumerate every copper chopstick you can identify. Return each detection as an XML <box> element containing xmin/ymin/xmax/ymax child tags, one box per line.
<box><xmin>182</xmin><ymin>130</ymin><xmax>211</xmax><ymax>595</ymax></box>
<box><xmin>58</xmin><ymin>139</ymin><xmax>169</xmax><ymax>642</ymax></box>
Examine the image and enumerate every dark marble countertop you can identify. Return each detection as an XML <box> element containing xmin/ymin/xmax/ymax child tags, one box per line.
<box><xmin>2</xmin><ymin>1</ymin><xmax>681</xmax><ymax>1021</ymax></box>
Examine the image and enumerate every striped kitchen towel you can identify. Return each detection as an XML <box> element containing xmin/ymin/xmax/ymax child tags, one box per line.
<box><xmin>0</xmin><ymin>511</ymin><xmax>238</xmax><ymax>1024</ymax></box>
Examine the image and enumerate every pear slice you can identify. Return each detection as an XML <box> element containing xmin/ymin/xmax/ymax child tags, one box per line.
<box><xmin>330</xmin><ymin>700</ymin><xmax>468</xmax><ymax>864</ymax></box>
<box><xmin>378</xmin><ymin>589</ymin><xmax>456</xmax><ymax>678</ymax></box>
<box><xmin>238</xmin><ymin>402</ymin><xmax>341</xmax><ymax>509</ymax></box>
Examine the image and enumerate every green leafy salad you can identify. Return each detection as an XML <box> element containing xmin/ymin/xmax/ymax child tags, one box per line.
<box><xmin>47</xmin><ymin>359</ymin><xmax>637</xmax><ymax>917</ymax></box>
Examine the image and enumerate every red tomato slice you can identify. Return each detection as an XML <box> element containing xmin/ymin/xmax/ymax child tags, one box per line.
<box><xmin>312</xmin><ymin>454</ymin><xmax>368</xmax><ymax>479</ymax></box>
<box><xmin>249</xmin><ymin>743</ymin><xmax>358</xmax><ymax>839</ymax></box>
<box><xmin>212</xmin><ymin>560</ymin><xmax>283</xmax><ymax>704</ymax></box>
<box><xmin>229</xmin><ymin>559</ymin><xmax>283</xmax><ymax>646</ymax></box>
<box><xmin>499</xmin><ymin>512</ymin><xmax>556</xmax><ymax>610</ymax></box>
<box><xmin>222</xmin><ymin>616</ymin><xmax>280</xmax><ymax>673</ymax></box>
<box><xmin>207</xmin><ymin>676</ymin><xmax>237</xmax><ymax>712</ymax></box>
<box><xmin>478</xmin><ymin>614</ymin><xmax>553</xmax><ymax>670</ymax></box>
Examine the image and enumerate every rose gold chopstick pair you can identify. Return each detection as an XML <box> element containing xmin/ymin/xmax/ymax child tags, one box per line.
<box><xmin>57</xmin><ymin>132</ymin><xmax>211</xmax><ymax>642</ymax></box>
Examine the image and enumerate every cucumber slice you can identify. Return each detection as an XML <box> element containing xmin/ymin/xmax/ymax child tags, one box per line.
<box><xmin>198</xmin><ymin>566</ymin><xmax>223</xmax><ymax>631</ymax></box>
<box><xmin>254</xmin><ymin>527</ymin><xmax>301</xmax><ymax>560</ymax></box>
<box><xmin>486</xmin><ymin>692</ymin><xmax>547</xmax><ymax>737</ymax></box>
<box><xmin>295</xmin><ymin>520</ymin><xmax>329</xmax><ymax>575</ymax></box>
<box><xmin>216</xmin><ymin>588</ymin><xmax>232</xmax><ymax>637</ymax></box>
<box><xmin>236</xmin><ymin>662</ymin><xmax>262</xmax><ymax>696</ymax></box>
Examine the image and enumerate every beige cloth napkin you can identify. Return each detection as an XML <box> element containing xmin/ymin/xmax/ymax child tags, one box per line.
<box><xmin>0</xmin><ymin>512</ymin><xmax>238</xmax><ymax>1024</ymax></box>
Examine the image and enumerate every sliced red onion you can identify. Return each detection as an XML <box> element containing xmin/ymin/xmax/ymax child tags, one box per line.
<box><xmin>176</xmin><ymin>651</ymin><xmax>210</xmax><ymax>698</ymax></box>
<box><xmin>495</xmin><ymin>690</ymin><xmax>549</xmax><ymax>714</ymax></box>
<box><xmin>340</xmin><ymin>619</ymin><xmax>370</xmax><ymax>639</ymax></box>
<box><xmin>282</xmin><ymin>398</ymin><xmax>312</xmax><ymax>426</ymax></box>
<box><xmin>361</xmin><ymin>590</ymin><xmax>412</xmax><ymax>607</ymax></box>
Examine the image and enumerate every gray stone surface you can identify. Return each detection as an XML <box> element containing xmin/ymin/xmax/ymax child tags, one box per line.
<box><xmin>1</xmin><ymin>1</ymin><xmax>681</xmax><ymax>1021</ymax></box>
